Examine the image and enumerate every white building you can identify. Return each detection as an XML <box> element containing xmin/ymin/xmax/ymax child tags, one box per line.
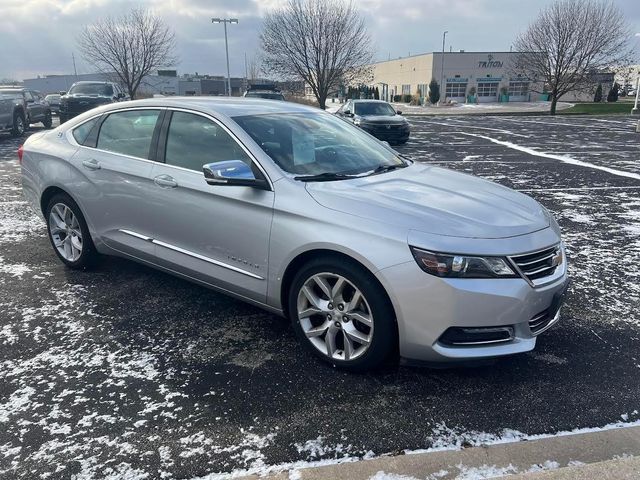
<box><xmin>370</xmin><ymin>51</ymin><xmax>541</xmax><ymax>103</ymax></box>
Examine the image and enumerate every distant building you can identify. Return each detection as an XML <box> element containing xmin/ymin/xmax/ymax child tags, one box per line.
<box><xmin>368</xmin><ymin>51</ymin><xmax>541</xmax><ymax>103</ymax></box>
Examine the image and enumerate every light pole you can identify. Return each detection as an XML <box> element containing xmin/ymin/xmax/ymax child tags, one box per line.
<box><xmin>440</xmin><ymin>31</ymin><xmax>448</xmax><ymax>105</ymax></box>
<box><xmin>212</xmin><ymin>18</ymin><xmax>238</xmax><ymax>96</ymax></box>
<box><xmin>633</xmin><ymin>74</ymin><xmax>640</xmax><ymax>115</ymax></box>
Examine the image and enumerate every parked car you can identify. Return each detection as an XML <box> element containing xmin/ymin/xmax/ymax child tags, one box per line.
<box><xmin>244</xmin><ymin>84</ymin><xmax>285</xmax><ymax>101</ymax></box>
<box><xmin>0</xmin><ymin>87</ymin><xmax>52</xmax><ymax>133</ymax></box>
<box><xmin>59</xmin><ymin>81</ymin><xmax>128</xmax><ymax>123</ymax></box>
<box><xmin>20</xmin><ymin>98</ymin><xmax>568</xmax><ymax>371</ymax></box>
<box><xmin>45</xmin><ymin>93</ymin><xmax>61</xmax><ymax>114</ymax></box>
<box><xmin>336</xmin><ymin>99</ymin><xmax>410</xmax><ymax>145</ymax></box>
<box><xmin>0</xmin><ymin>89</ymin><xmax>27</xmax><ymax>137</ymax></box>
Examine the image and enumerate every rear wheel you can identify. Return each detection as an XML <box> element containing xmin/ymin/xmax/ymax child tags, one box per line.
<box><xmin>288</xmin><ymin>257</ymin><xmax>397</xmax><ymax>371</ymax></box>
<box><xmin>45</xmin><ymin>193</ymin><xmax>99</xmax><ymax>269</ymax></box>
<box><xmin>10</xmin><ymin>112</ymin><xmax>25</xmax><ymax>137</ymax></box>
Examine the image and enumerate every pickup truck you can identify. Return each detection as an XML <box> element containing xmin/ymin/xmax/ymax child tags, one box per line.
<box><xmin>0</xmin><ymin>89</ymin><xmax>28</xmax><ymax>137</ymax></box>
<box><xmin>0</xmin><ymin>87</ymin><xmax>53</xmax><ymax>136</ymax></box>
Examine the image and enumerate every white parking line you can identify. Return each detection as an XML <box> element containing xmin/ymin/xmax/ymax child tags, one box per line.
<box><xmin>459</xmin><ymin>132</ymin><xmax>640</xmax><ymax>181</ymax></box>
<box><xmin>419</xmin><ymin>120</ymin><xmax>532</xmax><ymax>138</ymax></box>
<box><xmin>502</xmin><ymin>118</ymin><xmax>612</xmax><ymax>129</ymax></box>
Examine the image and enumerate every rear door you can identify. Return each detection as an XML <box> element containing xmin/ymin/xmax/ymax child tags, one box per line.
<box><xmin>69</xmin><ymin>108</ymin><xmax>164</xmax><ymax>262</ymax></box>
<box><xmin>146</xmin><ymin>109</ymin><xmax>274</xmax><ymax>302</ymax></box>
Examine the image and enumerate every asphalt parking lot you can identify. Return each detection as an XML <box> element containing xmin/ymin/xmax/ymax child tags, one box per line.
<box><xmin>1</xmin><ymin>114</ymin><xmax>639</xmax><ymax>479</ymax></box>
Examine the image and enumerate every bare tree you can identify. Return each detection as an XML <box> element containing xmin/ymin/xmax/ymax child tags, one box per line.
<box><xmin>246</xmin><ymin>55</ymin><xmax>263</xmax><ymax>81</ymax></box>
<box><xmin>78</xmin><ymin>9</ymin><xmax>178</xmax><ymax>99</ymax></box>
<box><xmin>260</xmin><ymin>0</ymin><xmax>373</xmax><ymax>109</ymax></box>
<box><xmin>512</xmin><ymin>0</ymin><xmax>632</xmax><ymax>115</ymax></box>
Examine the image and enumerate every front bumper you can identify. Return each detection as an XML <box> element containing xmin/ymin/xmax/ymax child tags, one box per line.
<box><xmin>376</xmin><ymin>244</ymin><xmax>569</xmax><ymax>363</ymax></box>
<box><xmin>360</xmin><ymin>124</ymin><xmax>410</xmax><ymax>143</ymax></box>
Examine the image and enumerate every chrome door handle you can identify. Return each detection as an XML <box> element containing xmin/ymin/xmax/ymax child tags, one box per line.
<box><xmin>154</xmin><ymin>175</ymin><xmax>178</xmax><ymax>188</ymax></box>
<box><xmin>82</xmin><ymin>159</ymin><xmax>101</xmax><ymax>170</ymax></box>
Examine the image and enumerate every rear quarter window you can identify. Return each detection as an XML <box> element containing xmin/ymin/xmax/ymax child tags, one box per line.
<box><xmin>72</xmin><ymin>117</ymin><xmax>101</xmax><ymax>146</ymax></box>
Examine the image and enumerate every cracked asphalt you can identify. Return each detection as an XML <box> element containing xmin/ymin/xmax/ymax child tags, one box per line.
<box><xmin>1</xmin><ymin>114</ymin><xmax>639</xmax><ymax>479</ymax></box>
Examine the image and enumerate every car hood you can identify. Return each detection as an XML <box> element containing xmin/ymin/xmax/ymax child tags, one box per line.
<box><xmin>305</xmin><ymin>163</ymin><xmax>550</xmax><ymax>239</ymax></box>
<box><xmin>358</xmin><ymin>115</ymin><xmax>405</xmax><ymax>124</ymax></box>
<box><xmin>62</xmin><ymin>95</ymin><xmax>111</xmax><ymax>102</ymax></box>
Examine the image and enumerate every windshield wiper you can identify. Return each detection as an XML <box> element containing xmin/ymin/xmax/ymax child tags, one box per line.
<box><xmin>294</xmin><ymin>172</ymin><xmax>359</xmax><ymax>182</ymax></box>
<box><xmin>370</xmin><ymin>163</ymin><xmax>409</xmax><ymax>175</ymax></box>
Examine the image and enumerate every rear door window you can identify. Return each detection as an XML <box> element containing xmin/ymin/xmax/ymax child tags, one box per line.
<box><xmin>164</xmin><ymin>111</ymin><xmax>252</xmax><ymax>171</ymax></box>
<box><xmin>97</xmin><ymin>110</ymin><xmax>161</xmax><ymax>159</ymax></box>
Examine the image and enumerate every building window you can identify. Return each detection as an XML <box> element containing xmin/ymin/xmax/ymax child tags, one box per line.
<box><xmin>477</xmin><ymin>82</ymin><xmax>499</xmax><ymax>97</ymax></box>
<box><xmin>417</xmin><ymin>84</ymin><xmax>429</xmax><ymax>97</ymax></box>
<box><xmin>401</xmin><ymin>84</ymin><xmax>411</xmax><ymax>95</ymax></box>
<box><xmin>445</xmin><ymin>82</ymin><xmax>467</xmax><ymax>98</ymax></box>
<box><xmin>508</xmin><ymin>81</ymin><xmax>529</xmax><ymax>96</ymax></box>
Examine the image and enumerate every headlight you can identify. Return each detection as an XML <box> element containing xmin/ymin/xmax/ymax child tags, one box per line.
<box><xmin>410</xmin><ymin>247</ymin><xmax>518</xmax><ymax>278</ymax></box>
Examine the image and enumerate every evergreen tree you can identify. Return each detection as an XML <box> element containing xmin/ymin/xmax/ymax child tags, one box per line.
<box><xmin>594</xmin><ymin>83</ymin><xmax>603</xmax><ymax>102</ymax></box>
<box><xmin>428</xmin><ymin>79</ymin><xmax>440</xmax><ymax>104</ymax></box>
<box><xmin>607</xmin><ymin>82</ymin><xmax>619</xmax><ymax>102</ymax></box>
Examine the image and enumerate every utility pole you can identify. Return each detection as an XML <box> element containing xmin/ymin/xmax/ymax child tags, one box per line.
<box><xmin>72</xmin><ymin>52</ymin><xmax>78</xmax><ymax>79</ymax></box>
<box><xmin>439</xmin><ymin>31</ymin><xmax>448</xmax><ymax>105</ymax></box>
<box><xmin>212</xmin><ymin>18</ymin><xmax>238</xmax><ymax>96</ymax></box>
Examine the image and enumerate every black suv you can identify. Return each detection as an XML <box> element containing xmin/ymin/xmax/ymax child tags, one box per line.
<box><xmin>243</xmin><ymin>84</ymin><xmax>285</xmax><ymax>101</ymax></box>
<box><xmin>59</xmin><ymin>81</ymin><xmax>128</xmax><ymax>123</ymax></box>
<box><xmin>336</xmin><ymin>100</ymin><xmax>410</xmax><ymax>145</ymax></box>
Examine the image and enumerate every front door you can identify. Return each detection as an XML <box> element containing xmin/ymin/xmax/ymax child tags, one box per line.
<box><xmin>148</xmin><ymin>110</ymin><xmax>274</xmax><ymax>302</ymax></box>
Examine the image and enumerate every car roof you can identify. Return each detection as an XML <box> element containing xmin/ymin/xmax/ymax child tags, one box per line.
<box><xmin>351</xmin><ymin>100</ymin><xmax>390</xmax><ymax>104</ymax></box>
<box><xmin>0</xmin><ymin>86</ymin><xmax>26</xmax><ymax>90</ymax></box>
<box><xmin>71</xmin><ymin>81</ymin><xmax>114</xmax><ymax>85</ymax></box>
<box><xmin>97</xmin><ymin>96</ymin><xmax>320</xmax><ymax>117</ymax></box>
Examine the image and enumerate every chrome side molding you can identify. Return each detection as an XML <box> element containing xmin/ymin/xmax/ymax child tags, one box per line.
<box><xmin>118</xmin><ymin>229</ymin><xmax>264</xmax><ymax>280</ymax></box>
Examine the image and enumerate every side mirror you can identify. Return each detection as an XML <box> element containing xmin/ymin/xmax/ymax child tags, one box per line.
<box><xmin>59</xmin><ymin>91</ymin><xmax>66</xmax><ymax>96</ymax></box>
<box><xmin>203</xmin><ymin>160</ymin><xmax>269</xmax><ymax>190</ymax></box>
<box><xmin>117</xmin><ymin>92</ymin><xmax>126</xmax><ymax>99</ymax></box>
<box><xmin>343</xmin><ymin>109</ymin><xmax>352</xmax><ymax>116</ymax></box>
<box><xmin>396</xmin><ymin>110</ymin><xmax>403</xmax><ymax>115</ymax></box>
<box><xmin>26</xmin><ymin>99</ymin><xmax>34</xmax><ymax>104</ymax></box>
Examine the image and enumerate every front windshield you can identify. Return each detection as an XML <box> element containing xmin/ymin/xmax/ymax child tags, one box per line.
<box><xmin>233</xmin><ymin>112</ymin><xmax>405</xmax><ymax>176</ymax></box>
<box><xmin>354</xmin><ymin>102</ymin><xmax>397</xmax><ymax>116</ymax></box>
<box><xmin>68</xmin><ymin>83</ymin><xmax>114</xmax><ymax>96</ymax></box>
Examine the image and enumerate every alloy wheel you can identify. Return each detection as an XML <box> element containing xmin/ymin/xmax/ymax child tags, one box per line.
<box><xmin>49</xmin><ymin>203</ymin><xmax>83</xmax><ymax>262</ymax></box>
<box><xmin>16</xmin><ymin>117</ymin><xmax>24</xmax><ymax>135</ymax></box>
<box><xmin>296</xmin><ymin>272</ymin><xmax>374</xmax><ymax>361</ymax></box>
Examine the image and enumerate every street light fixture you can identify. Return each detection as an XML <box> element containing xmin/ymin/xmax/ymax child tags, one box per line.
<box><xmin>212</xmin><ymin>18</ymin><xmax>238</xmax><ymax>96</ymax></box>
<box><xmin>440</xmin><ymin>31</ymin><xmax>448</xmax><ymax>105</ymax></box>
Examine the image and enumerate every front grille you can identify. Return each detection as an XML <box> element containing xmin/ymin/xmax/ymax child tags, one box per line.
<box><xmin>510</xmin><ymin>245</ymin><xmax>562</xmax><ymax>282</ymax></box>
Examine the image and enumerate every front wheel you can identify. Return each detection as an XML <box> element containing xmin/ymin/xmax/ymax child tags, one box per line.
<box><xmin>288</xmin><ymin>257</ymin><xmax>397</xmax><ymax>371</ymax></box>
<box><xmin>45</xmin><ymin>193</ymin><xmax>99</xmax><ymax>269</ymax></box>
<box><xmin>43</xmin><ymin>111</ymin><xmax>53</xmax><ymax>129</ymax></box>
<box><xmin>10</xmin><ymin>112</ymin><xmax>25</xmax><ymax>137</ymax></box>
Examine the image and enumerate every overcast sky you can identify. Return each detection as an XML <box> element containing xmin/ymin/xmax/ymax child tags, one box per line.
<box><xmin>1</xmin><ymin>0</ymin><xmax>639</xmax><ymax>81</ymax></box>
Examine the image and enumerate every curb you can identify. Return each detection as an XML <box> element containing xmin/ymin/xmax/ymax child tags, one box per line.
<box><xmin>236</xmin><ymin>425</ymin><xmax>640</xmax><ymax>479</ymax></box>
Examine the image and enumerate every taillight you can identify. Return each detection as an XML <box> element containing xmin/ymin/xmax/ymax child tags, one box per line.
<box><xmin>18</xmin><ymin>145</ymin><xmax>24</xmax><ymax>164</ymax></box>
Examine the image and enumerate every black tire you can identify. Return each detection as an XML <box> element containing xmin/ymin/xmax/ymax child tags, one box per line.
<box><xmin>288</xmin><ymin>256</ymin><xmax>397</xmax><ymax>372</ymax></box>
<box><xmin>45</xmin><ymin>193</ymin><xmax>99</xmax><ymax>270</ymax></box>
<box><xmin>10</xmin><ymin>111</ymin><xmax>25</xmax><ymax>137</ymax></box>
<box><xmin>43</xmin><ymin>110</ymin><xmax>53</xmax><ymax>129</ymax></box>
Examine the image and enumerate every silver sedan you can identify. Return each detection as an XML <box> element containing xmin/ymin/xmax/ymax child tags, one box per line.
<box><xmin>20</xmin><ymin>98</ymin><xmax>569</xmax><ymax>371</ymax></box>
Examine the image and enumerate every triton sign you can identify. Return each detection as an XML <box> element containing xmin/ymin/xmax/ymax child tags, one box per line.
<box><xmin>478</xmin><ymin>54</ymin><xmax>503</xmax><ymax>69</ymax></box>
